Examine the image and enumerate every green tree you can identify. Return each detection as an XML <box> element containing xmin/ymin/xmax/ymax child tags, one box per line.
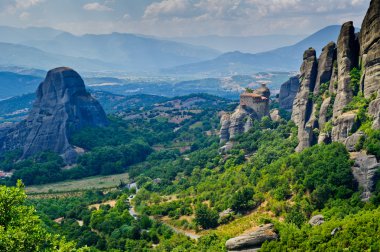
<box><xmin>230</xmin><ymin>187</ymin><xmax>255</xmax><ymax>212</ymax></box>
<box><xmin>0</xmin><ymin>181</ymin><xmax>78</xmax><ymax>251</ymax></box>
<box><xmin>194</xmin><ymin>204</ymin><xmax>219</xmax><ymax>229</ymax></box>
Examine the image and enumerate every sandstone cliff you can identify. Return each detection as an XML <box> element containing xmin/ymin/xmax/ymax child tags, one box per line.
<box><xmin>360</xmin><ymin>0</ymin><xmax>380</xmax><ymax>99</ymax></box>
<box><xmin>279</xmin><ymin>76</ymin><xmax>300</xmax><ymax>111</ymax></box>
<box><xmin>291</xmin><ymin>48</ymin><xmax>318</xmax><ymax>152</ymax></box>
<box><xmin>0</xmin><ymin>67</ymin><xmax>108</xmax><ymax>163</ymax></box>
<box><xmin>288</xmin><ymin>0</ymin><xmax>380</xmax><ymax>200</ymax></box>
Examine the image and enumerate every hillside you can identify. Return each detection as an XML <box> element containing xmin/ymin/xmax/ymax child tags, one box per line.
<box><xmin>0</xmin><ymin>72</ymin><xmax>42</xmax><ymax>99</ymax></box>
<box><xmin>0</xmin><ymin>1</ymin><xmax>379</xmax><ymax>251</ymax></box>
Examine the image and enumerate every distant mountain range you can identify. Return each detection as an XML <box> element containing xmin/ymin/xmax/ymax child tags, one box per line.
<box><xmin>0</xmin><ymin>26</ymin><xmax>220</xmax><ymax>73</ymax></box>
<box><xmin>0</xmin><ymin>25</ymin><xmax>358</xmax><ymax>76</ymax></box>
<box><xmin>164</xmin><ymin>25</ymin><xmax>355</xmax><ymax>76</ymax></box>
<box><xmin>168</xmin><ymin>34</ymin><xmax>306</xmax><ymax>54</ymax></box>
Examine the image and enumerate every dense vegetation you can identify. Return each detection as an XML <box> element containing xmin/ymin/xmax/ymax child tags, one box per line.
<box><xmin>1</xmin><ymin>90</ymin><xmax>379</xmax><ymax>251</ymax></box>
<box><xmin>0</xmin><ymin>181</ymin><xmax>82</xmax><ymax>251</ymax></box>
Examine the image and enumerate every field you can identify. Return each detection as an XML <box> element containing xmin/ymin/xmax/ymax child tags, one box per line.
<box><xmin>26</xmin><ymin>172</ymin><xmax>130</xmax><ymax>194</ymax></box>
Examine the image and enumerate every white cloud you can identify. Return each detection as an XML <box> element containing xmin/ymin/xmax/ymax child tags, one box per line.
<box><xmin>19</xmin><ymin>11</ymin><xmax>30</xmax><ymax>20</ymax></box>
<box><xmin>144</xmin><ymin>0</ymin><xmax>191</xmax><ymax>18</ymax></box>
<box><xmin>15</xmin><ymin>0</ymin><xmax>44</xmax><ymax>9</ymax></box>
<box><xmin>83</xmin><ymin>2</ymin><xmax>113</xmax><ymax>12</ymax></box>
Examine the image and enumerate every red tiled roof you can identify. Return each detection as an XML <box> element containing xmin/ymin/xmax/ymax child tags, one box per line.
<box><xmin>240</xmin><ymin>92</ymin><xmax>268</xmax><ymax>100</ymax></box>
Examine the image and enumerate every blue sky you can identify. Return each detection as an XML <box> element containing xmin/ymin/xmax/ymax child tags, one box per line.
<box><xmin>0</xmin><ymin>0</ymin><xmax>370</xmax><ymax>37</ymax></box>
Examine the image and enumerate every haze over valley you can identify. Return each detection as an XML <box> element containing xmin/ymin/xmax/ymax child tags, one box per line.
<box><xmin>0</xmin><ymin>1</ymin><xmax>379</xmax><ymax>252</ymax></box>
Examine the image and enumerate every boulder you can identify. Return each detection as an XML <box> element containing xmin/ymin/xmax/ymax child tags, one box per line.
<box><xmin>0</xmin><ymin>67</ymin><xmax>108</xmax><ymax>164</ymax></box>
<box><xmin>344</xmin><ymin>131</ymin><xmax>365</xmax><ymax>152</ymax></box>
<box><xmin>270</xmin><ymin>109</ymin><xmax>281</xmax><ymax>122</ymax></box>
<box><xmin>352</xmin><ymin>152</ymin><xmax>380</xmax><ymax>201</ymax></box>
<box><xmin>333</xmin><ymin>21</ymin><xmax>359</xmax><ymax>118</ymax></box>
<box><xmin>331</xmin><ymin>227</ymin><xmax>342</xmax><ymax>236</ymax></box>
<box><xmin>291</xmin><ymin>48</ymin><xmax>318</xmax><ymax>152</ymax></box>
<box><xmin>309</xmin><ymin>215</ymin><xmax>324</xmax><ymax>226</ymax></box>
<box><xmin>279</xmin><ymin>76</ymin><xmax>300</xmax><ymax>111</ymax></box>
<box><xmin>219</xmin><ymin>208</ymin><xmax>234</xmax><ymax>218</ymax></box>
<box><xmin>360</xmin><ymin>0</ymin><xmax>380</xmax><ymax>98</ymax></box>
<box><xmin>225</xmin><ymin>224</ymin><xmax>278</xmax><ymax>251</ymax></box>
<box><xmin>331</xmin><ymin>112</ymin><xmax>357</xmax><ymax>142</ymax></box>
<box><xmin>220</xmin><ymin>141</ymin><xmax>234</xmax><ymax>153</ymax></box>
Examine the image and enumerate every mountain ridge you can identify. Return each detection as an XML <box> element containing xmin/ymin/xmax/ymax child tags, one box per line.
<box><xmin>164</xmin><ymin>25</ymin><xmax>358</xmax><ymax>76</ymax></box>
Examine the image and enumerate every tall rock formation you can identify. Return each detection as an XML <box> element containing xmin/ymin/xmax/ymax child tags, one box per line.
<box><xmin>332</xmin><ymin>22</ymin><xmax>359</xmax><ymax>118</ymax></box>
<box><xmin>279</xmin><ymin>76</ymin><xmax>300</xmax><ymax>111</ymax></box>
<box><xmin>291</xmin><ymin>48</ymin><xmax>318</xmax><ymax>152</ymax></box>
<box><xmin>0</xmin><ymin>67</ymin><xmax>108</xmax><ymax>163</ymax></box>
<box><xmin>360</xmin><ymin>0</ymin><xmax>380</xmax><ymax>98</ymax></box>
<box><xmin>314</xmin><ymin>42</ymin><xmax>336</xmax><ymax>95</ymax></box>
<box><xmin>288</xmin><ymin>0</ymin><xmax>380</xmax><ymax>200</ymax></box>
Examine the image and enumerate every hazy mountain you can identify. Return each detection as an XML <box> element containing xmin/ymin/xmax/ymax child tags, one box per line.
<box><xmin>0</xmin><ymin>42</ymin><xmax>118</xmax><ymax>72</ymax></box>
<box><xmin>0</xmin><ymin>26</ymin><xmax>220</xmax><ymax>73</ymax></box>
<box><xmin>0</xmin><ymin>26</ymin><xmax>64</xmax><ymax>44</ymax></box>
<box><xmin>168</xmin><ymin>34</ymin><xmax>306</xmax><ymax>53</ymax></box>
<box><xmin>163</xmin><ymin>25</ymin><xmax>347</xmax><ymax>76</ymax></box>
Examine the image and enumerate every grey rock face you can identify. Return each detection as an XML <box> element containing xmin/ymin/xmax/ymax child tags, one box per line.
<box><xmin>333</xmin><ymin>21</ymin><xmax>359</xmax><ymax>118</ymax></box>
<box><xmin>329</xmin><ymin>60</ymin><xmax>338</xmax><ymax>94</ymax></box>
<box><xmin>220</xmin><ymin>113</ymin><xmax>231</xmax><ymax>143</ymax></box>
<box><xmin>344</xmin><ymin>131</ymin><xmax>365</xmax><ymax>152</ymax></box>
<box><xmin>331</xmin><ymin>112</ymin><xmax>357</xmax><ymax>142</ymax></box>
<box><xmin>309</xmin><ymin>215</ymin><xmax>324</xmax><ymax>226</ymax></box>
<box><xmin>291</xmin><ymin>48</ymin><xmax>318</xmax><ymax>152</ymax></box>
<box><xmin>225</xmin><ymin>224</ymin><xmax>278</xmax><ymax>251</ymax></box>
<box><xmin>368</xmin><ymin>98</ymin><xmax>380</xmax><ymax>129</ymax></box>
<box><xmin>314</xmin><ymin>42</ymin><xmax>336</xmax><ymax>95</ymax></box>
<box><xmin>360</xmin><ymin>0</ymin><xmax>380</xmax><ymax>98</ymax></box>
<box><xmin>0</xmin><ymin>67</ymin><xmax>108</xmax><ymax>163</ymax></box>
<box><xmin>279</xmin><ymin>76</ymin><xmax>300</xmax><ymax>111</ymax></box>
<box><xmin>229</xmin><ymin>106</ymin><xmax>252</xmax><ymax>140</ymax></box>
<box><xmin>318</xmin><ymin>97</ymin><xmax>332</xmax><ymax>131</ymax></box>
<box><xmin>352</xmin><ymin>152</ymin><xmax>380</xmax><ymax>201</ymax></box>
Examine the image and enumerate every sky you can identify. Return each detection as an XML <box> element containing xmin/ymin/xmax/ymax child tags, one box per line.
<box><xmin>0</xmin><ymin>0</ymin><xmax>371</xmax><ymax>37</ymax></box>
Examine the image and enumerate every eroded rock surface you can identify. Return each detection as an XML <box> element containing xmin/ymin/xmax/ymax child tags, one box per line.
<box><xmin>291</xmin><ymin>48</ymin><xmax>318</xmax><ymax>152</ymax></box>
<box><xmin>360</xmin><ymin>0</ymin><xmax>380</xmax><ymax>98</ymax></box>
<box><xmin>0</xmin><ymin>67</ymin><xmax>108</xmax><ymax>163</ymax></box>
<box><xmin>314</xmin><ymin>42</ymin><xmax>336</xmax><ymax>95</ymax></box>
<box><xmin>331</xmin><ymin>112</ymin><xmax>357</xmax><ymax>142</ymax></box>
<box><xmin>279</xmin><ymin>76</ymin><xmax>300</xmax><ymax>111</ymax></box>
<box><xmin>352</xmin><ymin>152</ymin><xmax>380</xmax><ymax>201</ymax></box>
<box><xmin>225</xmin><ymin>224</ymin><xmax>278</xmax><ymax>251</ymax></box>
<box><xmin>333</xmin><ymin>21</ymin><xmax>359</xmax><ymax>118</ymax></box>
<box><xmin>369</xmin><ymin>98</ymin><xmax>380</xmax><ymax>129</ymax></box>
